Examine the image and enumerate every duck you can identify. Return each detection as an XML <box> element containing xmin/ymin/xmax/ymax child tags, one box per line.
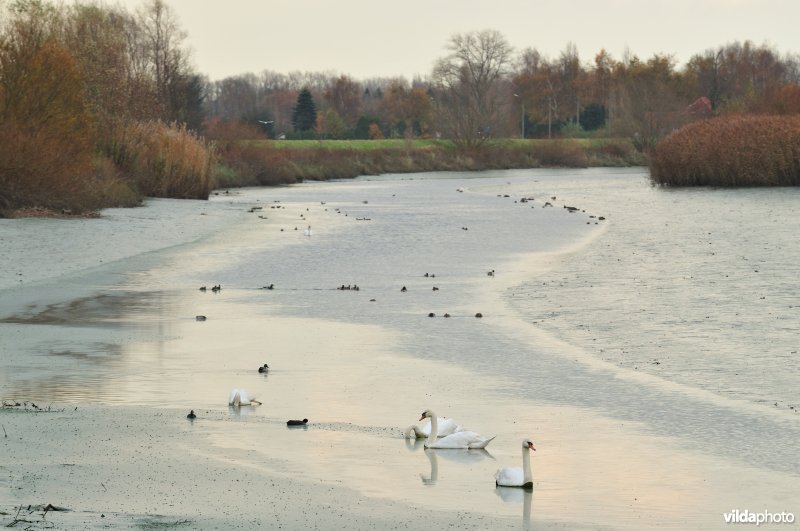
<box><xmin>287</xmin><ymin>418</ymin><xmax>309</xmax><ymax>426</ymax></box>
<box><xmin>186</xmin><ymin>410</ymin><xmax>196</xmax><ymax>420</ymax></box>
<box><xmin>495</xmin><ymin>439</ymin><xmax>536</xmax><ymax>488</ymax></box>
<box><xmin>228</xmin><ymin>389</ymin><xmax>262</xmax><ymax>407</ymax></box>
<box><xmin>419</xmin><ymin>409</ymin><xmax>494</xmax><ymax>449</ymax></box>
<box><xmin>195</xmin><ymin>315</ymin><xmax>207</xmax><ymax>321</ymax></box>
<box><xmin>258</xmin><ymin>363</ymin><xmax>269</xmax><ymax>373</ymax></box>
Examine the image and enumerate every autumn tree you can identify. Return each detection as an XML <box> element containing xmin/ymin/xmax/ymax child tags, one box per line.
<box><xmin>685</xmin><ymin>41</ymin><xmax>795</xmax><ymax>113</ymax></box>
<box><xmin>513</xmin><ymin>48</ymin><xmax>563</xmax><ymax>137</ymax></box>
<box><xmin>325</xmin><ymin>75</ymin><xmax>362</xmax><ymax>129</ymax></box>
<box><xmin>608</xmin><ymin>53</ymin><xmax>688</xmax><ymax>150</ymax></box>
<box><xmin>0</xmin><ymin>2</ymin><xmax>97</xmax><ymax>211</ymax></box>
<box><xmin>380</xmin><ymin>80</ymin><xmax>433</xmax><ymax>137</ymax></box>
<box><xmin>316</xmin><ymin>108</ymin><xmax>348</xmax><ymax>139</ymax></box>
<box><xmin>432</xmin><ymin>30</ymin><xmax>513</xmax><ymax>148</ymax></box>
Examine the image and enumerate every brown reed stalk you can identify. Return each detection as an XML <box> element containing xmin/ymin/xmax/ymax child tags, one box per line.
<box><xmin>650</xmin><ymin>115</ymin><xmax>800</xmax><ymax>187</ymax></box>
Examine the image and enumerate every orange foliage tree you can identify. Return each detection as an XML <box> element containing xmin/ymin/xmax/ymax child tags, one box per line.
<box><xmin>0</xmin><ymin>34</ymin><xmax>97</xmax><ymax>211</ymax></box>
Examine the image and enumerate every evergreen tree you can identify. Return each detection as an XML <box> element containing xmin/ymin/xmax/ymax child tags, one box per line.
<box><xmin>580</xmin><ymin>103</ymin><xmax>607</xmax><ymax>131</ymax></box>
<box><xmin>292</xmin><ymin>88</ymin><xmax>317</xmax><ymax>132</ymax></box>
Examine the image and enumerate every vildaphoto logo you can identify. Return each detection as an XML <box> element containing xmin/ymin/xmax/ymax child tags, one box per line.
<box><xmin>723</xmin><ymin>509</ymin><xmax>795</xmax><ymax>526</ymax></box>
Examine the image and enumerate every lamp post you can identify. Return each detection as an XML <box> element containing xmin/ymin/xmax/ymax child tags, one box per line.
<box><xmin>513</xmin><ymin>94</ymin><xmax>525</xmax><ymax>139</ymax></box>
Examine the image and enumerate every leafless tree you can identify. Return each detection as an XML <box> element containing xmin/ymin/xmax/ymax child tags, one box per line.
<box><xmin>432</xmin><ymin>29</ymin><xmax>513</xmax><ymax>148</ymax></box>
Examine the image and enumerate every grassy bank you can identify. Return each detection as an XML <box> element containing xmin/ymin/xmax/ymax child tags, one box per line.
<box><xmin>650</xmin><ymin>115</ymin><xmax>800</xmax><ymax>187</ymax></box>
<box><xmin>213</xmin><ymin>137</ymin><xmax>645</xmax><ymax>188</ymax></box>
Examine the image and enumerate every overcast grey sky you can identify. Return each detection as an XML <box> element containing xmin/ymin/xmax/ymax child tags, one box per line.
<box><xmin>131</xmin><ymin>0</ymin><xmax>799</xmax><ymax>81</ymax></box>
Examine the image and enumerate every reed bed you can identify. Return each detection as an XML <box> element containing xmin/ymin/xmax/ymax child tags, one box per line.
<box><xmin>111</xmin><ymin>121</ymin><xmax>215</xmax><ymax>199</ymax></box>
<box><xmin>649</xmin><ymin>115</ymin><xmax>800</xmax><ymax>187</ymax></box>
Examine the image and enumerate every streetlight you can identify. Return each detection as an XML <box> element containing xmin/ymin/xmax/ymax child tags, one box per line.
<box><xmin>513</xmin><ymin>94</ymin><xmax>525</xmax><ymax>139</ymax></box>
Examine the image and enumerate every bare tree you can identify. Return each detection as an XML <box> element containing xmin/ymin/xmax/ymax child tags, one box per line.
<box><xmin>432</xmin><ymin>29</ymin><xmax>513</xmax><ymax>148</ymax></box>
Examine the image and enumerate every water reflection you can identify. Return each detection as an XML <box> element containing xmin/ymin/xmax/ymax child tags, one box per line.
<box><xmin>422</xmin><ymin>449</ymin><xmax>438</xmax><ymax>485</ymax></box>
<box><xmin>227</xmin><ymin>405</ymin><xmax>259</xmax><ymax>418</ymax></box>
<box><xmin>404</xmin><ymin>436</ymin><xmax>425</xmax><ymax>452</ymax></box>
<box><xmin>408</xmin><ymin>443</ymin><xmax>495</xmax><ymax>487</ymax></box>
<box><xmin>495</xmin><ymin>488</ymin><xmax>533</xmax><ymax>530</ymax></box>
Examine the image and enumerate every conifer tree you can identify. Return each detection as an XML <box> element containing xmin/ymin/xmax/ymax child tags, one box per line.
<box><xmin>292</xmin><ymin>88</ymin><xmax>317</xmax><ymax>132</ymax></box>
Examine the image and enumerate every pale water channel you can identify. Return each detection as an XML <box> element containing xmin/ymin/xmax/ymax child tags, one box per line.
<box><xmin>1</xmin><ymin>168</ymin><xmax>798</xmax><ymax>529</ymax></box>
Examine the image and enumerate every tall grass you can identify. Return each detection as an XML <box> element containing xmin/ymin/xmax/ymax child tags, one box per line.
<box><xmin>650</xmin><ymin>115</ymin><xmax>800</xmax><ymax>186</ymax></box>
<box><xmin>111</xmin><ymin>121</ymin><xmax>215</xmax><ymax>199</ymax></box>
<box><xmin>212</xmin><ymin>138</ymin><xmax>643</xmax><ymax>188</ymax></box>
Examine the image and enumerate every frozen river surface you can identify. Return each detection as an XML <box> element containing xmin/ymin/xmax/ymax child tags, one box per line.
<box><xmin>1</xmin><ymin>168</ymin><xmax>798</xmax><ymax>530</ymax></box>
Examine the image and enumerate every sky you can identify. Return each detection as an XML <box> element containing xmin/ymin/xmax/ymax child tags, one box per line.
<box><xmin>119</xmin><ymin>0</ymin><xmax>799</xmax><ymax>81</ymax></box>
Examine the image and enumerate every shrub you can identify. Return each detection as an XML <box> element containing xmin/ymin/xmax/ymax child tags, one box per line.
<box><xmin>649</xmin><ymin>115</ymin><xmax>800</xmax><ymax>186</ymax></box>
<box><xmin>0</xmin><ymin>40</ymin><xmax>98</xmax><ymax>212</ymax></box>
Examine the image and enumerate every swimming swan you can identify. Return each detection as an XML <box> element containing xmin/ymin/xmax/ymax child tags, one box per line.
<box><xmin>495</xmin><ymin>439</ymin><xmax>536</xmax><ymax>488</ymax></box>
<box><xmin>228</xmin><ymin>388</ymin><xmax>262</xmax><ymax>407</ymax></box>
<box><xmin>419</xmin><ymin>409</ymin><xmax>495</xmax><ymax>449</ymax></box>
<box><xmin>404</xmin><ymin>417</ymin><xmax>462</xmax><ymax>439</ymax></box>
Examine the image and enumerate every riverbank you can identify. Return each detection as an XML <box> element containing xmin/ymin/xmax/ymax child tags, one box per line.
<box><xmin>213</xmin><ymin>137</ymin><xmax>646</xmax><ymax>188</ymax></box>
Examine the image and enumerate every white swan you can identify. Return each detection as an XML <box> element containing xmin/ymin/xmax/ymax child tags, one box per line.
<box><xmin>228</xmin><ymin>388</ymin><xmax>262</xmax><ymax>407</ymax></box>
<box><xmin>495</xmin><ymin>439</ymin><xmax>536</xmax><ymax>488</ymax></box>
<box><xmin>404</xmin><ymin>417</ymin><xmax>462</xmax><ymax>439</ymax></box>
<box><xmin>420</xmin><ymin>409</ymin><xmax>495</xmax><ymax>449</ymax></box>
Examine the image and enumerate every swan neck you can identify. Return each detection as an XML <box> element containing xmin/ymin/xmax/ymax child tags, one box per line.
<box><xmin>405</xmin><ymin>425</ymin><xmax>423</xmax><ymax>438</ymax></box>
<box><xmin>522</xmin><ymin>446</ymin><xmax>533</xmax><ymax>483</ymax></box>
<box><xmin>426</xmin><ymin>412</ymin><xmax>438</xmax><ymax>446</ymax></box>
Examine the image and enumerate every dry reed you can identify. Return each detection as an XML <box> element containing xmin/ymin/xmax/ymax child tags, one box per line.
<box><xmin>650</xmin><ymin>115</ymin><xmax>800</xmax><ymax>186</ymax></box>
<box><xmin>112</xmin><ymin>121</ymin><xmax>215</xmax><ymax>199</ymax></box>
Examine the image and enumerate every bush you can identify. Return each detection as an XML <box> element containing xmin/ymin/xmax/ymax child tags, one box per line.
<box><xmin>649</xmin><ymin>115</ymin><xmax>800</xmax><ymax>186</ymax></box>
<box><xmin>0</xmin><ymin>40</ymin><xmax>98</xmax><ymax>212</ymax></box>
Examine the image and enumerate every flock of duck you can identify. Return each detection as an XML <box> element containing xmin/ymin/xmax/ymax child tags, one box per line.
<box><xmin>187</xmin><ymin>191</ymin><xmax>545</xmax><ymax>490</ymax></box>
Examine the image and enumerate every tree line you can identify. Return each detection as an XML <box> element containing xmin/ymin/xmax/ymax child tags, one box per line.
<box><xmin>209</xmin><ymin>30</ymin><xmax>800</xmax><ymax>148</ymax></box>
<box><xmin>2</xmin><ymin>0</ymin><xmax>800</xmax><ymax>213</ymax></box>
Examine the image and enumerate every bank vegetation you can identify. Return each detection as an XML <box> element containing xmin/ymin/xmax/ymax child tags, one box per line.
<box><xmin>2</xmin><ymin>0</ymin><xmax>800</xmax><ymax>217</ymax></box>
